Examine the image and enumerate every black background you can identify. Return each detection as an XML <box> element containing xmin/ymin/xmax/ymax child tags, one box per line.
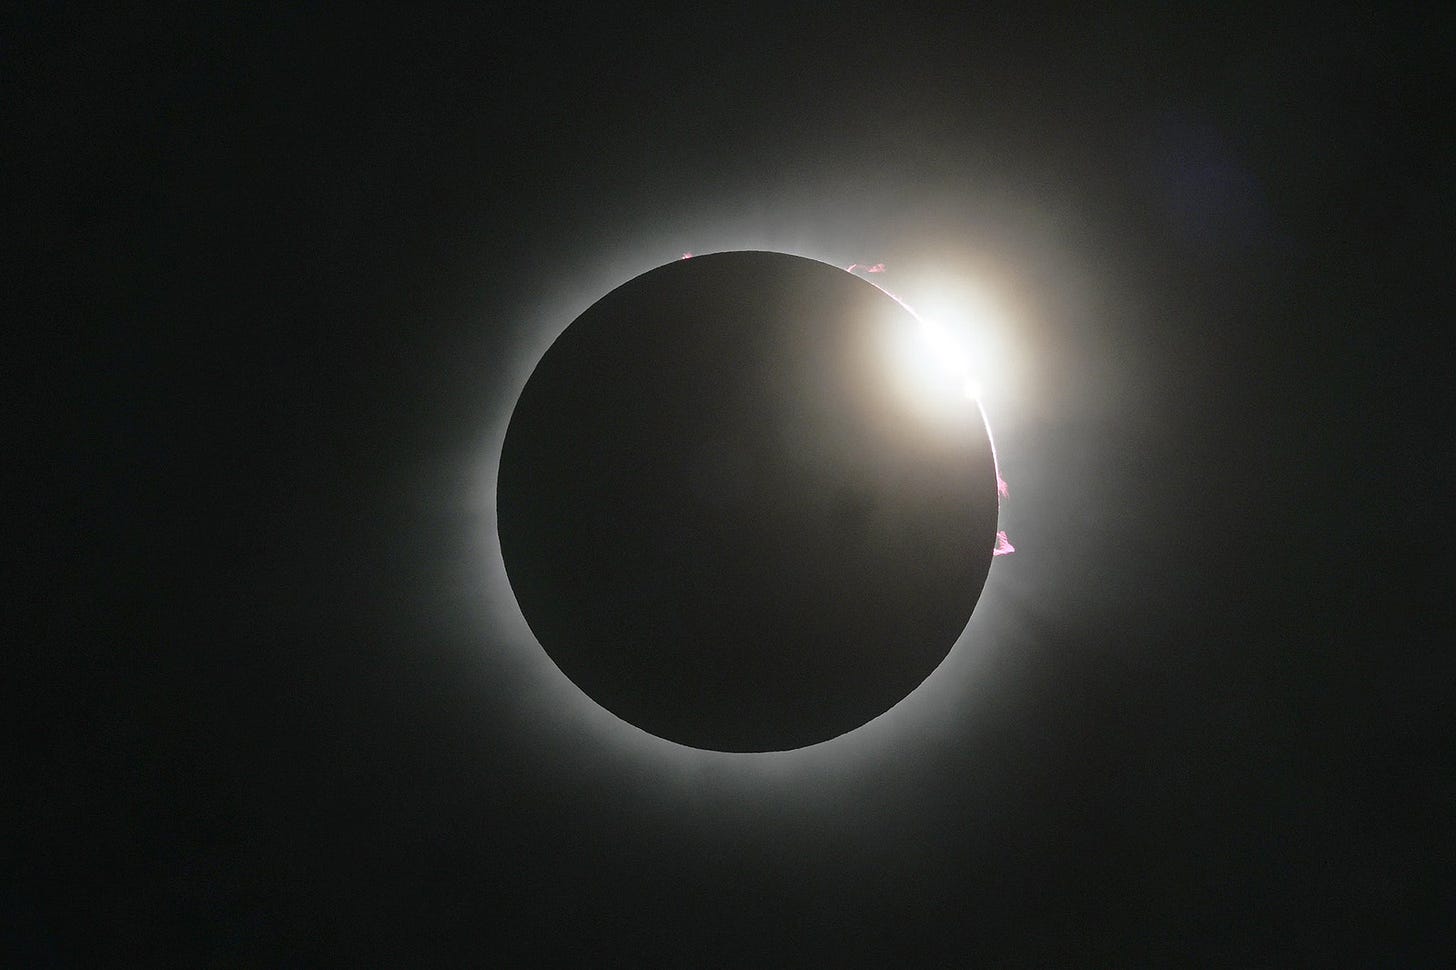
<box><xmin>12</xmin><ymin>5</ymin><xmax>1452</xmax><ymax>964</ymax></box>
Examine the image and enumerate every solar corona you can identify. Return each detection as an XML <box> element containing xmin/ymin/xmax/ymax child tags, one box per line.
<box><xmin>497</xmin><ymin>251</ymin><xmax>1004</xmax><ymax>751</ymax></box>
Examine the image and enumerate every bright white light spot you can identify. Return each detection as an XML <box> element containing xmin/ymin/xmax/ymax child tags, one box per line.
<box><xmin>902</xmin><ymin>281</ymin><xmax>1017</xmax><ymax>406</ymax></box>
<box><xmin>918</xmin><ymin>319</ymin><xmax>970</xmax><ymax>375</ymax></box>
<box><xmin>884</xmin><ymin>301</ymin><xmax>992</xmax><ymax>417</ymax></box>
<box><xmin>849</xmin><ymin>264</ymin><xmax>1011</xmax><ymax>410</ymax></box>
<box><xmin>866</xmin><ymin>267</ymin><xmax>1016</xmax><ymax>558</ymax></box>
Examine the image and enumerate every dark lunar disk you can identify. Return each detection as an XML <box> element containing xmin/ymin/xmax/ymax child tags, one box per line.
<box><xmin>497</xmin><ymin>251</ymin><xmax>999</xmax><ymax>751</ymax></box>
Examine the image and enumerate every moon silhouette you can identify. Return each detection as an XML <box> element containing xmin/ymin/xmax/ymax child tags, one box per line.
<box><xmin>497</xmin><ymin>251</ymin><xmax>999</xmax><ymax>751</ymax></box>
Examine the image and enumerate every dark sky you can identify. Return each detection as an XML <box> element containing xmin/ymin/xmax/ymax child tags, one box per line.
<box><xmin>13</xmin><ymin>5</ymin><xmax>1452</xmax><ymax>964</ymax></box>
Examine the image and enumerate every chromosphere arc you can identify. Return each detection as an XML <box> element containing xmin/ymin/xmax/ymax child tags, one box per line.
<box><xmin>497</xmin><ymin>251</ymin><xmax>1000</xmax><ymax>751</ymax></box>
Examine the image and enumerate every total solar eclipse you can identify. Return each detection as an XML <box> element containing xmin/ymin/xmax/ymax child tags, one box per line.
<box><xmin>497</xmin><ymin>251</ymin><xmax>1001</xmax><ymax>751</ymax></box>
